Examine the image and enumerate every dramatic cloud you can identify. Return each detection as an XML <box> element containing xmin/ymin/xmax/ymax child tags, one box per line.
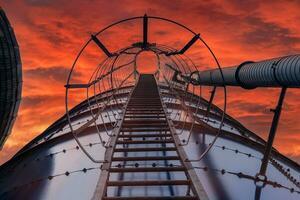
<box><xmin>1</xmin><ymin>0</ymin><xmax>300</xmax><ymax>164</ymax></box>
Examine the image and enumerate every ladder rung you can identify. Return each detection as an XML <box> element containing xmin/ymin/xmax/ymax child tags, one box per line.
<box><xmin>120</xmin><ymin>128</ymin><xmax>170</xmax><ymax>132</ymax></box>
<box><xmin>127</xmin><ymin>107</ymin><xmax>162</xmax><ymax>109</ymax></box>
<box><xmin>126</xmin><ymin>110</ymin><xmax>165</xmax><ymax>112</ymax></box>
<box><xmin>129</xmin><ymin>102</ymin><xmax>161</xmax><ymax>105</ymax></box>
<box><xmin>130</xmin><ymin>99</ymin><xmax>161</xmax><ymax>101</ymax></box>
<box><xmin>129</xmin><ymin>98</ymin><xmax>159</xmax><ymax>100</ymax></box>
<box><xmin>126</xmin><ymin>112</ymin><xmax>165</xmax><ymax>114</ymax></box>
<box><xmin>114</xmin><ymin>147</ymin><xmax>176</xmax><ymax>152</ymax></box>
<box><xmin>128</xmin><ymin>103</ymin><xmax>162</xmax><ymax>105</ymax></box>
<box><xmin>116</xmin><ymin>139</ymin><xmax>174</xmax><ymax>144</ymax></box>
<box><xmin>122</xmin><ymin>124</ymin><xmax>168</xmax><ymax>128</ymax></box>
<box><xmin>125</xmin><ymin>115</ymin><xmax>166</xmax><ymax>118</ymax></box>
<box><xmin>112</xmin><ymin>156</ymin><xmax>179</xmax><ymax>161</ymax></box>
<box><xmin>101</xmin><ymin>75</ymin><xmax>200</xmax><ymax>200</ymax></box>
<box><xmin>128</xmin><ymin>103</ymin><xmax>161</xmax><ymax>105</ymax></box>
<box><xmin>109</xmin><ymin>166</ymin><xmax>186</xmax><ymax>173</ymax></box>
<box><xmin>126</xmin><ymin>108</ymin><xmax>163</xmax><ymax>111</ymax></box>
<box><xmin>126</xmin><ymin>110</ymin><xmax>164</xmax><ymax>113</ymax></box>
<box><xmin>122</xmin><ymin>122</ymin><xmax>167</xmax><ymax>125</ymax></box>
<box><xmin>103</xmin><ymin>197</ymin><xmax>197</xmax><ymax>200</ymax></box>
<box><xmin>130</xmin><ymin>97</ymin><xmax>161</xmax><ymax>99</ymax></box>
<box><xmin>123</xmin><ymin>119</ymin><xmax>167</xmax><ymax>124</ymax></box>
<box><xmin>118</xmin><ymin>134</ymin><xmax>172</xmax><ymax>138</ymax></box>
<box><xmin>107</xmin><ymin>180</ymin><xmax>191</xmax><ymax>186</ymax></box>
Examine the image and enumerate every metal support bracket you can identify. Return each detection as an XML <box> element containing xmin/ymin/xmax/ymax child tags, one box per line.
<box><xmin>235</xmin><ymin>61</ymin><xmax>255</xmax><ymax>89</ymax></box>
<box><xmin>258</xmin><ymin>87</ymin><xmax>287</xmax><ymax>176</ymax></box>
<box><xmin>142</xmin><ymin>14</ymin><xmax>148</xmax><ymax>49</ymax></box>
<box><xmin>166</xmin><ymin>34</ymin><xmax>200</xmax><ymax>56</ymax></box>
<box><xmin>205</xmin><ymin>86</ymin><xmax>216</xmax><ymax>117</ymax></box>
<box><xmin>91</xmin><ymin>34</ymin><xmax>113</xmax><ymax>57</ymax></box>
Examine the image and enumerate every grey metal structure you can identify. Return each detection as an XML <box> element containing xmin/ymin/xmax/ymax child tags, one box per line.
<box><xmin>0</xmin><ymin>15</ymin><xmax>300</xmax><ymax>200</ymax></box>
<box><xmin>194</xmin><ymin>55</ymin><xmax>300</xmax><ymax>89</ymax></box>
<box><xmin>0</xmin><ymin>7</ymin><xmax>22</xmax><ymax>149</ymax></box>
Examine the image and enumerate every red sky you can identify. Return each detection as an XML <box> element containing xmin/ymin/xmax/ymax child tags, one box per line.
<box><xmin>1</xmin><ymin>0</ymin><xmax>300</xmax><ymax>165</ymax></box>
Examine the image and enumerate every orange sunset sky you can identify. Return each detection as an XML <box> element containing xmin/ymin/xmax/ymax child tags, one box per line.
<box><xmin>1</xmin><ymin>0</ymin><xmax>300</xmax><ymax>165</ymax></box>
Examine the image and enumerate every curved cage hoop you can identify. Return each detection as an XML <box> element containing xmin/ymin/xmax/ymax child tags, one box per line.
<box><xmin>65</xmin><ymin>15</ymin><xmax>227</xmax><ymax>163</ymax></box>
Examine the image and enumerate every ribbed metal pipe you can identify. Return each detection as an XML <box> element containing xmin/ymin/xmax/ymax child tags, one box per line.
<box><xmin>197</xmin><ymin>55</ymin><xmax>300</xmax><ymax>88</ymax></box>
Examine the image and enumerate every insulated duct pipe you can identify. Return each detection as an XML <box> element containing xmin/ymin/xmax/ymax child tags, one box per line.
<box><xmin>196</xmin><ymin>54</ymin><xmax>300</xmax><ymax>89</ymax></box>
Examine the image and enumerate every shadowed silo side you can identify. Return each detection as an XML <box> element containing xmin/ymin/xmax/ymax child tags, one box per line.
<box><xmin>0</xmin><ymin>7</ymin><xmax>22</xmax><ymax>149</ymax></box>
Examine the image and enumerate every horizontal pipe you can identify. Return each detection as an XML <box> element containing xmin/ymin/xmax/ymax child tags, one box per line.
<box><xmin>196</xmin><ymin>55</ymin><xmax>300</xmax><ymax>89</ymax></box>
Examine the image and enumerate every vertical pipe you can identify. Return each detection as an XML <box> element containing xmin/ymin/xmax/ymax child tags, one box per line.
<box><xmin>259</xmin><ymin>87</ymin><xmax>287</xmax><ymax>175</ymax></box>
<box><xmin>143</xmin><ymin>14</ymin><xmax>148</xmax><ymax>49</ymax></box>
<box><xmin>205</xmin><ymin>86</ymin><xmax>216</xmax><ymax>117</ymax></box>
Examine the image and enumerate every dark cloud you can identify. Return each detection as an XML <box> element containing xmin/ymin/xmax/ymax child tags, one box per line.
<box><xmin>24</xmin><ymin>66</ymin><xmax>82</xmax><ymax>83</ymax></box>
<box><xmin>192</xmin><ymin>3</ymin><xmax>237</xmax><ymax>24</ymax></box>
<box><xmin>24</xmin><ymin>0</ymin><xmax>55</xmax><ymax>6</ymax></box>
<box><xmin>241</xmin><ymin>16</ymin><xmax>300</xmax><ymax>49</ymax></box>
<box><xmin>21</xmin><ymin>95</ymin><xmax>63</xmax><ymax>108</ymax></box>
<box><xmin>34</xmin><ymin>24</ymin><xmax>66</xmax><ymax>46</ymax></box>
<box><xmin>154</xmin><ymin>30</ymin><xmax>168</xmax><ymax>36</ymax></box>
<box><xmin>229</xmin><ymin>100</ymin><xmax>269</xmax><ymax>114</ymax></box>
<box><xmin>236</xmin><ymin>114</ymin><xmax>272</xmax><ymax>137</ymax></box>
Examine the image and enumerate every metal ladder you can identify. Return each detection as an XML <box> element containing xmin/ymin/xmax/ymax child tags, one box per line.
<box><xmin>100</xmin><ymin>74</ymin><xmax>206</xmax><ymax>200</ymax></box>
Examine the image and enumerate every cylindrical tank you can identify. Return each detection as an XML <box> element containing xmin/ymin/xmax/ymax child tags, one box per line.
<box><xmin>0</xmin><ymin>7</ymin><xmax>22</xmax><ymax>149</ymax></box>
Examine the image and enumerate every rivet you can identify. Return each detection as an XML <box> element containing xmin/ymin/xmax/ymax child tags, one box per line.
<box><xmin>237</xmin><ymin>172</ymin><xmax>243</xmax><ymax>178</ymax></box>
